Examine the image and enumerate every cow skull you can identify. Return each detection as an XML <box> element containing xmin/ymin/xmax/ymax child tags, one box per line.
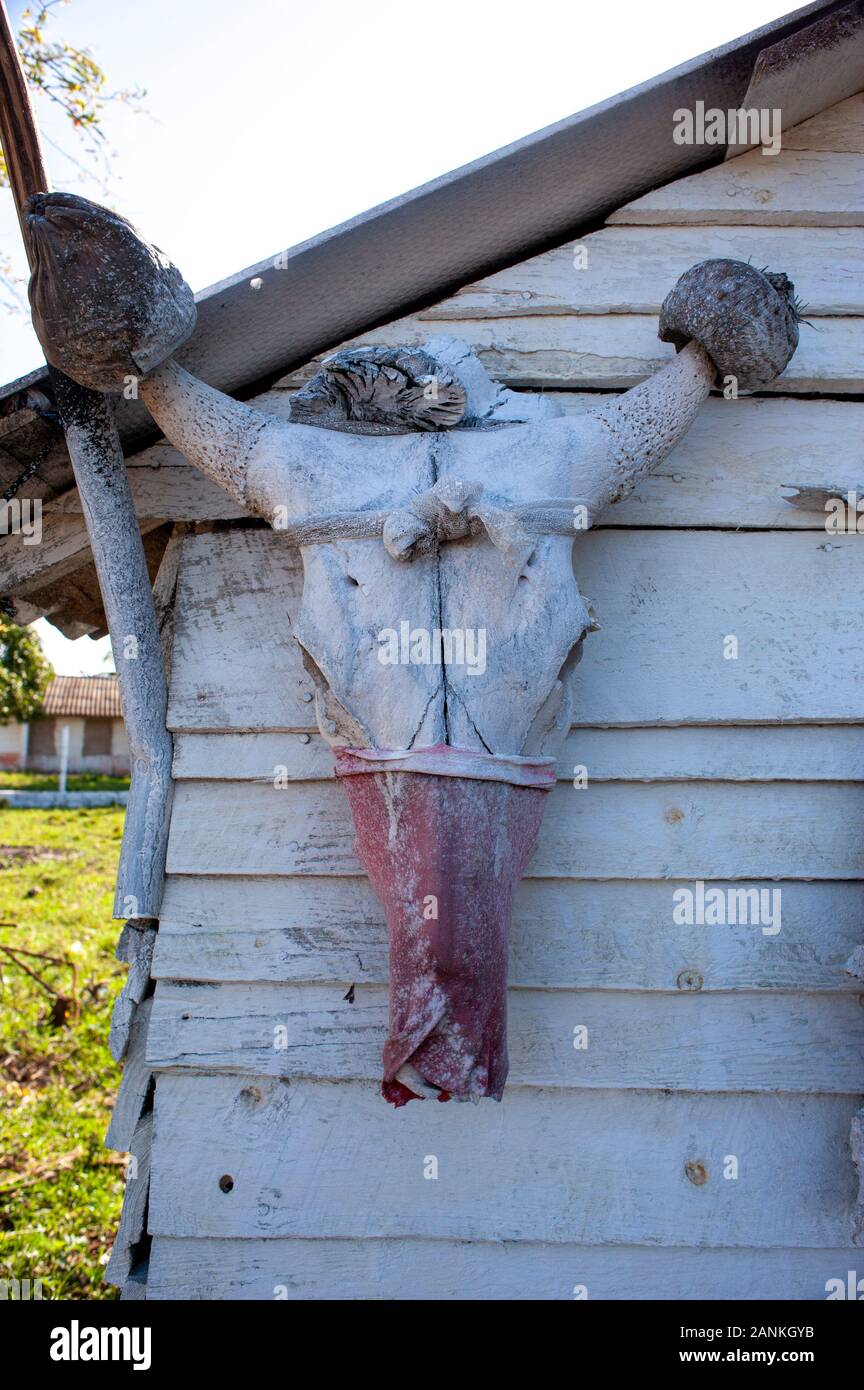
<box><xmin>32</xmin><ymin>205</ymin><xmax>800</xmax><ymax>1105</ymax></box>
<box><xmin>138</xmin><ymin>331</ymin><xmax>724</xmax><ymax>757</ymax></box>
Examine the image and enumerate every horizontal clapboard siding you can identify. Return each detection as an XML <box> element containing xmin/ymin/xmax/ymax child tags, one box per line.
<box><xmin>167</xmin><ymin>531</ymin><xmax>310</xmax><ymax>731</ymax></box>
<box><xmin>420</xmin><ymin>227</ymin><xmax>864</xmax><ymax>318</ymax></box>
<box><xmin>148</xmin><ymin>1076</ymin><xmax>859</xmax><ymax>1248</ymax></box>
<box><xmin>125</xmin><ymin>396</ymin><xmax>864</xmax><ymax>530</ymax></box>
<box><xmin>172</xmin><ymin>726</ymin><xmax>864</xmax><ymax>781</ymax></box>
<box><xmin>607</xmin><ymin>149</ymin><xmax>864</xmax><ymax>227</ymax></box>
<box><xmin>146</xmin><ymin>983</ymin><xmax>864</xmax><ymax>1092</ymax></box>
<box><xmin>571</xmin><ymin>531</ymin><xmax>864</xmax><ymax>725</ymax></box>
<box><xmin>780</xmin><ymin>95</ymin><xmax>864</xmax><ymax>154</ymax></box>
<box><xmin>290</xmin><ymin>310</ymin><xmax>864</xmax><ymax>393</ymax></box>
<box><xmin>167</xmin><ymin>530</ymin><xmax>864</xmax><ymax>731</ymax></box>
<box><xmin>144</xmin><ymin>92</ymin><xmax>864</xmax><ymax>1303</ymax></box>
<box><xmin>153</xmin><ymin>876</ymin><xmax>864</xmax><ymax>992</ymax></box>
<box><xmin>146</xmin><ymin>1236</ymin><xmax>860</xmax><ymax>1301</ymax></box>
<box><xmin>165</xmin><ymin>779</ymin><xmax>864</xmax><ymax>879</ymax></box>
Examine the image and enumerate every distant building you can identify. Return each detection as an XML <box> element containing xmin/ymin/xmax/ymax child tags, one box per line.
<box><xmin>0</xmin><ymin>674</ymin><xmax>129</xmax><ymax>775</ymax></box>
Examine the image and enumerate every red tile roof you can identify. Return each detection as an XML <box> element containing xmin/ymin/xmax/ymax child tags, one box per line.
<box><xmin>42</xmin><ymin>675</ymin><xmax>122</xmax><ymax>719</ymax></box>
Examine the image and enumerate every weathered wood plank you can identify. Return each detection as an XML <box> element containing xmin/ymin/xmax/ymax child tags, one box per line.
<box><xmin>607</xmin><ymin>150</ymin><xmax>864</xmax><ymax>227</ymax></box>
<box><xmin>0</xmin><ymin>514</ymin><xmax>98</xmax><ymax>591</ymax></box>
<box><xmin>487</xmin><ymin>722</ymin><xmax>853</xmax><ymax>776</ymax></box>
<box><xmin>126</xmin><ymin>463</ymin><xmax>244</xmax><ymax>520</ymax></box>
<box><xmin>145</xmin><ymin>1236</ymin><xmax>862</xmax><ymax>1301</ymax></box>
<box><xmin>50</xmin><ymin>394</ymin><xmax>855</xmax><ymax>533</ymax></box>
<box><xmin>148</xmin><ymin>1075</ymin><xmax>859</xmax><ymax>1248</ymax></box>
<box><xmin>0</xmin><ymin>512</ymin><xmax>165</xmax><ymax>593</ymax></box>
<box><xmin>108</xmin><ymin>924</ymin><xmax>156</xmax><ymax>1063</ymax></box>
<box><xmin>45</xmin><ymin>448</ymin><xmax>245</xmax><ymax>522</ymax></box>
<box><xmin>572</xmin><ymin>530</ymin><xmax>864</xmax><ymax>725</ymax></box>
<box><xmin>165</xmin><ymin>779</ymin><xmax>864</xmax><ymax>879</ymax></box>
<box><xmin>119</xmin><ymin>1263</ymin><xmax>149</xmax><ymax>1300</ymax></box>
<box><xmin>420</xmin><ymin>227</ymin><xmax>864</xmax><ymax>318</ymax></box>
<box><xmin>852</xmin><ymin>1108</ymin><xmax>864</xmax><ymax>1247</ymax></box>
<box><xmin>296</xmin><ymin>311</ymin><xmax>864</xmax><ymax>392</ymax></box>
<box><xmin>781</xmin><ymin>94</ymin><xmax>864</xmax><ymax>154</ymax></box>
<box><xmin>153</xmin><ymin>875</ymin><xmax>864</xmax><ymax>993</ymax></box>
<box><xmin>173</xmin><ymin>732</ymin><xmax>329</xmax><ymax>778</ymax></box>
<box><xmin>168</xmin><ymin>530</ymin><xmax>864</xmax><ymax>730</ymax></box>
<box><xmin>105</xmin><ymin>1109</ymin><xmax>152</xmax><ymax>1288</ymax></box>
<box><xmin>172</xmin><ymin>726</ymin><xmax>864</xmax><ymax>782</ymax></box>
<box><xmin>118</xmin><ymin>398</ymin><xmax>864</xmax><ymax>531</ymax></box>
<box><xmin>594</xmin><ymin>397</ymin><xmax>864</xmax><ymax>529</ymax></box>
<box><xmin>152</xmin><ymin>523</ymin><xmax>188</xmax><ymax>688</ymax></box>
<box><xmin>146</xmin><ymin>982</ymin><xmax>864</xmax><ymax>1092</ymax></box>
<box><xmin>105</xmin><ymin>996</ymin><xmax>154</xmax><ymax>1153</ymax></box>
<box><xmin>166</xmin><ymin>530</ymin><xmax>315</xmax><ymax>732</ymax></box>
<box><xmin>128</xmin><ymin>453</ymin><xmax>241</xmax><ymax>523</ymax></box>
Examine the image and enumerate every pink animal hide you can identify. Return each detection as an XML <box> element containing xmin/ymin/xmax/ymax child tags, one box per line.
<box><xmin>334</xmin><ymin>744</ymin><xmax>554</xmax><ymax>1105</ymax></box>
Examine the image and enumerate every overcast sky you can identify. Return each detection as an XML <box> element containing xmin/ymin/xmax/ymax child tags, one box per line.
<box><xmin>3</xmin><ymin>0</ymin><xmax>795</xmax><ymax>672</ymax></box>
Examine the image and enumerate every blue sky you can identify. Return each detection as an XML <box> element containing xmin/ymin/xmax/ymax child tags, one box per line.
<box><xmin>2</xmin><ymin>0</ymin><xmax>794</xmax><ymax>670</ymax></box>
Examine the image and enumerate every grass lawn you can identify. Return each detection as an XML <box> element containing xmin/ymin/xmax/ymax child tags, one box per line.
<box><xmin>0</xmin><ymin>806</ymin><xmax>127</xmax><ymax>1300</ymax></box>
<box><xmin>0</xmin><ymin>773</ymin><xmax>130</xmax><ymax>793</ymax></box>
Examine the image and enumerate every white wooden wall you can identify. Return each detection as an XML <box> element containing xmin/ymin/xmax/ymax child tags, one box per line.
<box><xmin>0</xmin><ymin>718</ymin><xmax>25</xmax><ymax>767</ymax></box>
<box><xmin>134</xmin><ymin>94</ymin><xmax>864</xmax><ymax>1300</ymax></box>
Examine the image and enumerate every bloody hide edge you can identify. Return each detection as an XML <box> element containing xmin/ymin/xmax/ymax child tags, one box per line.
<box><xmin>334</xmin><ymin>744</ymin><xmax>555</xmax><ymax>1105</ymax></box>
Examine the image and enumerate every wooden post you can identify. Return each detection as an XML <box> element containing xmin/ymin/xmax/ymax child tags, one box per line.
<box><xmin>0</xmin><ymin>1</ymin><xmax>172</xmax><ymax>917</ymax></box>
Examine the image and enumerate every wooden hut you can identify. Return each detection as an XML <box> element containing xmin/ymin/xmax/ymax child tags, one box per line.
<box><xmin>1</xmin><ymin>0</ymin><xmax>862</xmax><ymax>1300</ymax></box>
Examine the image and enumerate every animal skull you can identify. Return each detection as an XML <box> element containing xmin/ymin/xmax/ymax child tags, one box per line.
<box><xmin>138</xmin><ymin>332</ymin><xmax>726</xmax><ymax>762</ymax></box>
<box><xmin>29</xmin><ymin>203</ymin><xmax>801</xmax><ymax>1105</ymax></box>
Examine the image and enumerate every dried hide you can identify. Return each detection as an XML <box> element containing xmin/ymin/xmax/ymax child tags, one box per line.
<box><xmin>335</xmin><ymin>745</ymin><xmax>554</xmax><ymax>1104</ymax></box>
